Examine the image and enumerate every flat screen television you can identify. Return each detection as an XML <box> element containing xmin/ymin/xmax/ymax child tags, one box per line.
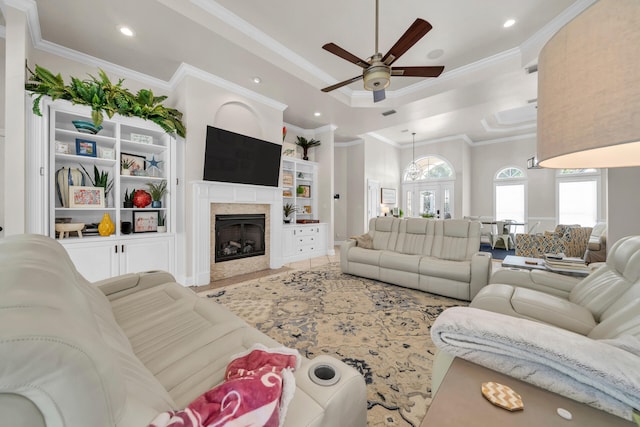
<box><xmin>203</xmin><ymin>126</ymin><xmax>282</xmax><ymax>187</ymax></box>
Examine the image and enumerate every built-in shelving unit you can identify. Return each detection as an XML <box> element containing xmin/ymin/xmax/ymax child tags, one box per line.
<box><xmin>281</xmin><ymin>157</ymin><xmax>317</xmax><ymax>223</ymax></box>
<box><xmin>27</xmin><ymin>98</ymin><xmax>177</xmax><ymax>282</ymax></box>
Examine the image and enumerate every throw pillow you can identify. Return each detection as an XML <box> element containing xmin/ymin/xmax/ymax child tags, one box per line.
<box><xmin>351</xmin><ymin>233</ymin><xmax>373</xmax><ymax>249</ymax></box>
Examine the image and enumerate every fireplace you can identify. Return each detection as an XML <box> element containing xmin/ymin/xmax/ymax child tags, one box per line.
<box><xmin>214</xmin><ymin>214</ymin><xmax>265</xmax><ymax>263</ymax></box>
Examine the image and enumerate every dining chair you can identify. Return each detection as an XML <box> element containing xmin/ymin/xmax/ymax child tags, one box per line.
<box><xmin>491</xmin><ymin>220</ymin><xmax>515</xmax><ymax>250</ymax></box>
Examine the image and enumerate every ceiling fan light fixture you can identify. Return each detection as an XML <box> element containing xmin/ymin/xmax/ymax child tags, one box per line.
<box><xmin>363</xmin><ymin>65</ymin><xmax>391</xmax><ymax>91</ymax></box>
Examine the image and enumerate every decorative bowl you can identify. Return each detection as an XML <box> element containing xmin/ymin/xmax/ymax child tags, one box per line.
<box><xmin>72</xmin><ymin>120</ymin><xmax>103</xmax><ymax>134</ymax></box>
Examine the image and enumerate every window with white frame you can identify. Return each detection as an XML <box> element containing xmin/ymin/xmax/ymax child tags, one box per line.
<box><xmin>403</xmin><ymin>156</ymin><xmax>454</xmax><ymax>182</ymax></box>
<box><xmin>402</xmin><ymin>156</ymin><xmax>455</xmax><ymax>218</ymax></box>
<box><xmin>494</xmin><ymin>167</ymin><xmax>526</xmax><ymax>233</ymax></box>
<box><xmin>557</xmin><ymin>169</ymin><xmax>600</xmax><ymax>226</ymax></box>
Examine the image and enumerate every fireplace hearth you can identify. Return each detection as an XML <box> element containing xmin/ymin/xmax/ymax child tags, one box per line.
<box><xmin>214</xmin><ymin>214</ymin><xmax>266</xmax><ymax>263</ymax></box>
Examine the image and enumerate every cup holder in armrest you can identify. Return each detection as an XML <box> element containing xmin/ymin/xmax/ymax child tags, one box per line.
<box><xmin>309</xmin><ymin>362</ymin><xmax>341</xmax><ymax>386</ymax></box>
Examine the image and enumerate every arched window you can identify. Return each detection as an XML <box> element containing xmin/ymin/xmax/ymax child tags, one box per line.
<box><xmin>403</xmin><ymin>156</ymin><xmax>454</xmax><ymax>182</ymax></box>
<box><xmin>494</xmin><ymin>166</ymin><xmax>527</xmax><ymax>233</ymax></box>
<box><xmin>496</xmin><ymin>167</ymin><xmax>525</xmax><ymax>179</ymax></box>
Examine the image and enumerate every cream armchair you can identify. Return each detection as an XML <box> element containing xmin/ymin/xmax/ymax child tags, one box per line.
<box><xmin>585</xmin><ymin>222</ymin><xmax>607</xmax><ymax>263</ymax></box>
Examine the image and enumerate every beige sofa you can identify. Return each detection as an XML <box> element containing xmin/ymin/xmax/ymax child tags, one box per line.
<box><xmin>0</xmin><ymin>234</ymin><xmax>367</xmax><ymax>427</ymax></box>
<box><xmin>341</xmin><ymin>217</ymin><xmax>492</xmax><ymax>301</ymax></box>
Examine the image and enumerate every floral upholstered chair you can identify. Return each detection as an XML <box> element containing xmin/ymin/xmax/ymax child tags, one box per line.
<box><xmin>515</xmin><ymin>224</ymin><xmax>593</xmax><ymax>259</ymax></box>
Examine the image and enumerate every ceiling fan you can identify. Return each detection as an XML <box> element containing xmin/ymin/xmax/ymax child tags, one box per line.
<box><xmin>321</xmin><ymin>0</ymin><xmax>444</xmax><ymax>102</ymax></box>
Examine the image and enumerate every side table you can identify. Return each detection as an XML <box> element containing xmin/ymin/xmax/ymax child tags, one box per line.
<box><xmin>421</xmin><ymin>357</ymin><xmax>635</xmax><ymax>426</ymax></box>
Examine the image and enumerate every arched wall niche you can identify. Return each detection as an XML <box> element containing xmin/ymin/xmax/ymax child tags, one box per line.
<box><xmin>213</xmin><ymin>101</ymin><xmax>265</xmax><ymax>140</ymax></box>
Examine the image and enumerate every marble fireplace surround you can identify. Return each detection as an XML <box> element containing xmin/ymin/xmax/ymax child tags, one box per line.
<box><xmin>192</xmin><ymin>181</ymin><xmax>283</xmax><ymax>286</ymax></box>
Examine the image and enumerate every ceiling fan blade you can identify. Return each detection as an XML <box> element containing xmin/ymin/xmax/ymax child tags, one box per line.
<box><xmin>321</xmin><ymin>75</ymin><xmax>364</xmax><ymax>92</ymax></box>
<box><xmin>391</xmin><ymin>66</ymin><xmax>444</xmax><ymax>78</ymax></box>
<box><xmin>373</xmin><ymin>89</ymin><xmax>386</xmax><ymax>103</ymax></box>
<box><xmin>382</xmin><ymin>18</ymin><xmax>432</xmax><ymax>65</ymax></box>
<box><xmin>322</xmin><ymin>43</ymin><xmax>370</xmax><ymax>68</ymax></box>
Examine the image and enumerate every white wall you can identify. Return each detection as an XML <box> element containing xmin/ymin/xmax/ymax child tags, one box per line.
<box><xmin>347</xmin><ymin>142</ymin><xmax>366</xmax><ymax>236</ymax></box>
<box><xmin>363</xmin><ymin>135</ymin><xmax>401</xmax><ymax>216</ymax></box>
<box><xmin>607</xmin><ymin>167</ymin><xmax>640</xmax><ymax>246</ymax></box>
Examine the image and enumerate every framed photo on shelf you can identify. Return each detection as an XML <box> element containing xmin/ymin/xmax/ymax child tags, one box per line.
<box><xmin>303</xmin><ymin>205</ymin><xmax>312</xmax><ymax>214</ymax></box>
<box><xmin>121</xmin><ymin>152</ymin><xmax>146</xmax><ymax>174</ymax></box>
<box><xmin>68</xmin><ymin>186</ymin><xmax>105</xmax><ymax>208</ymax></box>
<box><xmin>283</xmin><ymin>189</ymin><xmax>293</xmax><ymax>197</ymax></box>
<box><xmin>130</xmin><ymin>133</ymin><xmax>154</xmax><ymax>144</ymax></box>
<box><xmin>381</xmin><ymin>187</ymin><xmax>397</xmax><ymax>204</ymax></box>
<box><xmin>298</xmin><ymin>185</ymin><xmax>311</xmax><ymax>198</ymax></box>
<box><xmin>55</xmin><ymin>141</ymin><xmax>72</xmax><ymax>154</ymax></box>
<box><xmin>133</xmin><ymin>210</ymin><xmax>159</xmax><ymax>233</ymax></box>
<box><xmin>75</xmin><ymin>139</ymin><xmax>97</xmax><ymax>157</ymax></box>
<box><xmin>283</xmin><ymin>172</ymin><xmax>294</xmax><ymax>186</ymax></box>
<box><xmin>98</xmin><ymin>146</ymin><xmax>115</xmax><ymax>159</ymax></box>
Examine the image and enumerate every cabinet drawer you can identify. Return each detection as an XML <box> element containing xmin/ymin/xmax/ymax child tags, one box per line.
<box><xmin>297</xmin><ymin>235</ymin><xmax>316</xmax><ymax>245</ymax></box>
<box><xmin>294</xmin><ymin>226</ymin><xmax>319</xmax><ymax>236</ymax></box>
<box><xmin>297</xmin><ymin>245</ymin><xmax>316</xmax><ymax>254</ymax></box>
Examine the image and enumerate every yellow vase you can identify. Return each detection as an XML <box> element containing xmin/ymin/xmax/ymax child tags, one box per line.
<box><xmin>98</xmin><ymin>213</ymin><xmax>115</xmax><ymax>236</ymax></box>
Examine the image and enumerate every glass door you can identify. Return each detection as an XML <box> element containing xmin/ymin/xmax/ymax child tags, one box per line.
<box><xmin>404</xmin><ymin>182</ymin><xmax>454</xmax><ymax>219</ymax></box>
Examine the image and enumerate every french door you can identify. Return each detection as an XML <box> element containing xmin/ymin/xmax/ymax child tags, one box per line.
<box><xmin>404</xmin><ymin>181</ymin><xmax>454</xmax><ymax>219</ymax></box>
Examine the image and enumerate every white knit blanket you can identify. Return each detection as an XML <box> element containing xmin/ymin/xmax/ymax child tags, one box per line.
<box><xmin>431</xmin><ymin>307</ymin><xmax>640</xmax><ymax>420</ymax></box>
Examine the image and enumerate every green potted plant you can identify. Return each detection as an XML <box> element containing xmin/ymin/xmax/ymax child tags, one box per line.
<box><xmin>296</xmin><ymin>186</ymin><xmax>305</xmax><ymax>196</ymax></box>
<box><xmin>157</xmin><ymin>213</ymin><xmax>167</xmax><ymax>233</ymax></box>
<box><xmin>80</xmin><ymin>164</ymin><xmax>113</xmax><ymax>205</ymax></box>
<box><xmin>123</xmin><ymin>188</ymin><xmax>135</xmax><ymax>208</ymax></box>
<box><xmin>147</xmin><ymin>180</ymin><xmax>168</xmax><ymax>208</ymax></box>
<box><xmin>121</xmin><ymin>158</ymin><xmax>135</xmax><ymax>175</ymax></box>
<box><xmin>294</xmin><ymin>136</ymin><xmax>321</xmax><ymax>161</ymax></box>
<box><xmin>283</xmin><ymin>203</ymin><xmax>296</xmax><ymax>224</ymax></box>
<box><xmin>25</xmin><ymin>64</ymin><xmax>186</xmax><ymax>137</ymax></box>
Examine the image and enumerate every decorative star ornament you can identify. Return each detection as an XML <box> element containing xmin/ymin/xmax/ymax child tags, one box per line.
<box><xmin>145</xmin><ymin>155</ymin><xmax>163</xmax><ymax>177</ymax></box>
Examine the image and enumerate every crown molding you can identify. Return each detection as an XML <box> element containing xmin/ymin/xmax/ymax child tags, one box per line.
<box><xmin>472</xmin><ymin>132</ymin><xmax>537</xmax><ymax>147</ymax></box>
<box><xmin>366</xmin><ymin>132</ymin><xmax>400</xmax><ymax>148</ymax></box>
<box><xmin>2</xmin><ymin>0</ymin><xmax>40</xmax><ymax>43</ymax></box>
<box><xmin>480</xmin><ymin>118</ymin><xmax>537</xmax><ymax>133</ymax></box>
<box><xmin>171</xmin><ymin>63</ymin><xmax>287</xmax><ymax>111</ymax></box>
<box><xmin>191</xmin><ymin>0</ymin><xmax>337</xmax><ymax>86</ymax></box>
<box><xmin>520</xmin><ymin>0</ymin><xmax>596</xmax><ymax>67</ymax></box>
<box><xmin>6</xmin><ymin>0</ymin><xmax>288</xmax><ymax>112</ymax></box>
<box><xmin>283</xmin><ymin>122</ymin><xmax>336</xmax><ymax>138</ymax></box>
<box><xmin>335</xmin><ymin>139</ymin><xmax>364</xmax><ymax>148</ymax></box>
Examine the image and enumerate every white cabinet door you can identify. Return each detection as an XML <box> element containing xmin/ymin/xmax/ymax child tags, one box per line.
<box><xmin>62</xmin><ymin>240</ymin><xmax>119</xmax><ymax>282</ymax></box>
<box><xmin>282</xmin><ymin>227</ymin><xmax>296</xmax><ymax>258</ymax></box>
<box><xmin>121</xmin><ymin>236</ymin><xmax>174</xmax><ymax>275</ymax></box>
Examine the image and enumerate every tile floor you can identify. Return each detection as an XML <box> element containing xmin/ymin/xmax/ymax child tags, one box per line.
<box><xmin>193</xmin><ymin>248</ymin><xmax>341</xmax><ymax>292</ymax></box>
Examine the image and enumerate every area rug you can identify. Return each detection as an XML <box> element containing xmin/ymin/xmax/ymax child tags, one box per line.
<box><xmin>479</xmin><ymin>243</ymin><xmax>514</xmax><ymax>260</ymax></box>
<box><xmin>200</xmin><ymin>262</ymin><xmax>466</xmax><ymax>427</ymax></box>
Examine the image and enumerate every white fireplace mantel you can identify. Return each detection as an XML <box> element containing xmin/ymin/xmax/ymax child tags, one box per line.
<box><xmin>191</xmin><ymin>181</ymin><xmax>283</xmax><ymax>285</ymax></box>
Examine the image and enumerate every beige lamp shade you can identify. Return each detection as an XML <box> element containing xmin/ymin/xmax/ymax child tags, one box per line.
<box><xmin>537</xmin><ymin>0</ymin><xmax>640</xmax><ymax>168</ymax></box>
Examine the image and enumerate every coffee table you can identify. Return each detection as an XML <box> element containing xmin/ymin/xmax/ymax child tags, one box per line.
<box><xmin>502</xmin><ymin>255</ymin><xmax>546</xmax><ymax>271</ymax></box>
<box><xmin>502</xmin><ymin>255</ymin><xmax>589</xmax><ymax>277</ymax></box>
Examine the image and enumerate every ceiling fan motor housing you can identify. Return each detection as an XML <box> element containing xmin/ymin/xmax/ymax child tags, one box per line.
<box><xmin>364</xmin><ymin>63</ymin><xmax>391</xmax><ymax>91</ymax></box>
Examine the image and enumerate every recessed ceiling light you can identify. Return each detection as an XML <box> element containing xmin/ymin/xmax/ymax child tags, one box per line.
<box><xmin>314</xmin><ymin>112</ymin><xmax>321</xmax><ymax>117</ymax></box>
<box><xmin>118</xmin><ymin>26</ymin><xmax>135</xmax><ymax>37</ymax></box>
<box><xmin>253</xmin><ymin>76</ymin><xmax>261</xmax><ymax>84</ymax></box>
<box><xmin>503</xmin><ymin>19</ymin><xmax>516</xmax><ymax>28</ymax></box>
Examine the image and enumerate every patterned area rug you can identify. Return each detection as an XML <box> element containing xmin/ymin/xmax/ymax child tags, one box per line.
<box><xmin>200</xmin><ymin>262</ymin><xmax>466</xmax><ymax>426</ymax></box>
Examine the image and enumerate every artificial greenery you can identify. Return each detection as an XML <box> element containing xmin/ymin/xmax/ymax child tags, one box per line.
<box><xmin>26</xmin><ymin>64</ymin><xmax>186</xmax><ymax>138</ymax></box>
<box><xmin>124</xmin><ymin>188</ymin><xmax>135</xmax><ymax>203</ymax></box>
<box><xmin>80</xmin><ymin>164</ymin><xmax>113</xmax><ymax>196</ymax></box>
<box><xmin>421</xmin><ymin>213</ymin><xmax>435</xmax><ymax>218</ymax></box>
<box><xmin>283</xmin><ymin>203</ymin><xmax>296</xmax><ymax>217</ymax></box>
<box><xmin>147</xmin><ymin>180</ymin><xmax>168</xmax><ymax>201</ymax></box>
<box><xmin>294</xmin><ymin>136</ymin><xmax>321</xmax><ymax>160</ymax></box>
<box><xmin>158</xmin><ymin>213</ymin><xmax>166</xmax><ymax>227</ymax></box>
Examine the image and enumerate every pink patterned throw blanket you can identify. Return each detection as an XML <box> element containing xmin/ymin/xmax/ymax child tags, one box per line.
<box><xmin>149</xmin><ymin>344</ymin><xmax>301</xmax><ymax>427</ymax></box>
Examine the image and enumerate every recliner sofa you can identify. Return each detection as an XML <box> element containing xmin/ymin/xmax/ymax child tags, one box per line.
<box><xmin>0</xmin><ymin>234</ymin><xmax>367</xmax><ymax>427</ymax></box>
<box><xmin>341</xmin><ymin>217</ymin><xmax>492</xmax><ymax>301</ymax></box>
<box><xmin>471</xmin><ymin>235</ymin><xmax>640</xmax><ymax>336</ymax></box>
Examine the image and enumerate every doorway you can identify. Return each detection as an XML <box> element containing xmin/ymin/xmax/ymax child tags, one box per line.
<box><xmin>367</xmin><ymin>179</ymin><xmax>380</xmax><ymax>222</ymax></box>
<box><xmin>404</xmin><ymin>181</ymin><xmax>454</xmax><ymax>219</ymax></box>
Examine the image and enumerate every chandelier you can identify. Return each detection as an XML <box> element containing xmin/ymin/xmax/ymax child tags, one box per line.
<box><xmin>407</xmin><ymin>132</ymin><xmax>420</xmax><ymax>180</ymax></box>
